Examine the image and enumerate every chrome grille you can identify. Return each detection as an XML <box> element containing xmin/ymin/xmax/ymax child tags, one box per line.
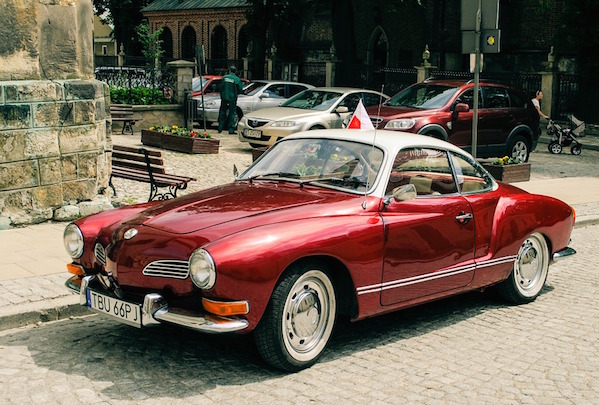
<box><xmin>247</xmin><ymin>118</ymin><xmax>270</xmax><ymax>128</ymax></box>
<box><xmin>94</xmin><ymin>243</ymin><xmax>106</xmax><ymax>265</ymax></box>
<box><xmin>142</xmin><ymin>260</ymin><xmax>190</xmax><ymax>279</ymax></box>
<box><xmin>370</xmin><ymin>117</ymin><xmax>384</xmax><ymax>125</ymax></box>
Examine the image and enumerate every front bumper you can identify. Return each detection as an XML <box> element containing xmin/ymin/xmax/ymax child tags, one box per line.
<box><xmin>65</xmin><ymin>275</ymin><xmax>249</xmax><ymax>333</ymax></box>
<box><xmin>552</xmin><ymin>246</ymin><xmax>576</xmax><ymax>262</ymax></box>
<box><xmin>196</xmin><ymin>108</ymin><xmax>220</xmax><ymax>122</ymax></box>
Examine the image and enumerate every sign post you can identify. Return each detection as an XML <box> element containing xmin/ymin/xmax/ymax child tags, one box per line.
<box><xmin>461</xmin><ymin>0</ymin><xmax>500</xmax><ymax>159</ymax></box>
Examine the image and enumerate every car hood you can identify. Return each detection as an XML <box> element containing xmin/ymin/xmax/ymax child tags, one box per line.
<box><xmin>248</xmin><ymin>107</ymin><xmax>327</xmax><ymax>121</ymax></box>
<box><xmin>121</xmin><ymin>182</ymin><xmax>332</xmax><ymax>235</ymax></box>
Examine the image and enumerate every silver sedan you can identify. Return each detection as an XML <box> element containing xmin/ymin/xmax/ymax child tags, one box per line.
<box><xmin>237</xmin><ymin>87</ymin><xmax>388</xmax><ymax>147</ymax></box>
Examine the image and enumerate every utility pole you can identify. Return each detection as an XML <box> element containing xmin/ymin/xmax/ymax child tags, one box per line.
<box><xmin>472</xmin><ymin>0</ymin><xmax>481</xmax><ymax>158</ymax></box>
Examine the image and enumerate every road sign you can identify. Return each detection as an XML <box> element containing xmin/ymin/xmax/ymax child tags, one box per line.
<box><xmin>461</xmin><ymin>0</ymin><xmax>499</xmax><ymax>31</ymax></box>
<box><xmin>462</xmin><ymin>29</ymin><xmax>501</xmax><ymax>54</ymax></box>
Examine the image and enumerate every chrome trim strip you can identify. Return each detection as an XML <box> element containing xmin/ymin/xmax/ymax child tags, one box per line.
<box><xmin>552</xmin><ymin>247</ymin><xmax>576</xmax><ymax>262</ymax></box>
<box><xmin>357</xmin><ymin>255</ymin><xmax>518</xmax><ymax>296</ymax></box>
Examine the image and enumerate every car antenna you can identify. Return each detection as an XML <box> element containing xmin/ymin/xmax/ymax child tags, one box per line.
<box><xmin>361</xmin><ymin>85</ymin><xmax>385</xmax><ymax>210</ymax></box>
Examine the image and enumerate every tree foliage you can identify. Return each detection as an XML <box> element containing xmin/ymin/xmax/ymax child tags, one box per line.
<box><xmin>93</xmin><ymin>0</ymin><xmax>152</xmax><ymax>56</ymax></box>
<box><xmin>136</xmin><ymin>22</ymin><xmax>164</xmax><ymax>69</ymax></box>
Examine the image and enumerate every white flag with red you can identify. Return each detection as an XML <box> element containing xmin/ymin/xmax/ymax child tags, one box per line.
<box><xmin>347</xmin><ymin>99</ymin><xmax>374</xmax><ymax>130</ymax></box>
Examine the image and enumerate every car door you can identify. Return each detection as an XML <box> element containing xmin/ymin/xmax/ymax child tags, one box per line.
<box><xmin>480</xmin><ymin>86</ymin><xmax>515</xmax><ymax>153</ymax></box>
<box><xmin>380</xmin><ymin>148</ymin><xmax>475</xmax><ymax>306</ymax></box>
<box><xmin>258</xmin><ymin>83</ymin><xmax>289</xmax><ymax>109</ymax></box>
<box><xmin>450</xmin><ymin>88</ymin><xmax>485</xmax><ymax>156</ymax></box>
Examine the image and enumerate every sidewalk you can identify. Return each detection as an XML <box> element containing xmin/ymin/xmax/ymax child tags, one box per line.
<box><xmin>1</xmin><ymin>132</ymin><xmax>599</xmax><ymax>332</ymax></box>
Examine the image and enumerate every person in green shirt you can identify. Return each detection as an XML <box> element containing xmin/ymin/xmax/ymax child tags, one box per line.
<box><xmin>217</xmin><ymin>66</ymin><xmax>244</xmax><ymax>134</ymax></box>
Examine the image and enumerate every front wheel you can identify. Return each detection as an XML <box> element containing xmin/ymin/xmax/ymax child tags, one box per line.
<box><xmin>548</xmin><ymin>141</ymin><xmax>562</xmax><ymax>154</ymax></box>
<box><xmin>496</xmin><ymin>233</ymin><xmax>549</xmax><ymax>304</ymax></box>
<box><xmin>254</xmin><ymin>263</ymin><xmax>337</xmax><ymax>371</ymax></box>
<box><xmin>571</xmin><ymin>145</ymin><xmax>582</xmax><ymax>155</ymax></box>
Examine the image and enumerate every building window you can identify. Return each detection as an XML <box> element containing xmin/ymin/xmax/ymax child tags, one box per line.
<box><xmin>102</xmin><ymin>45</ymin><xmax>107</xmax><ymax>55</ymax></box>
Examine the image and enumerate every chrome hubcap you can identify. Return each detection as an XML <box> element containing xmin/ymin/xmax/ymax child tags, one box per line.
<box><xmin>514</xmin><ymin>235</ymin><xmax>547</xmax><ymax>295</ymax></box>
<box><xmin>512</xmin><ymin>141</ymin><xmax>528</xmax><ymax>161</ymax></box>
<box><xmin>283</xmin><ymin>271</ymin><xmax>335</xmax><ymax>359</ymax></box>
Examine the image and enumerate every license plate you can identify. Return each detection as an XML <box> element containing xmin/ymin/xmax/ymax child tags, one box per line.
<box><xmin>87</xmin><ymin>289</ymin><xmax>142</xmax><ymax>328</ymax></box>
<box><xmin>244</xmin><ymin>129</ymin><xmax>262</xmax><ymax>139</ymax></box>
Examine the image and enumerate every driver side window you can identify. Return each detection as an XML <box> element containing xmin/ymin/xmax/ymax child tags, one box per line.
<box><xmin>450</xmin><ymin>153</ymin><xmax>493</xmax><ymax>193</ymax></box>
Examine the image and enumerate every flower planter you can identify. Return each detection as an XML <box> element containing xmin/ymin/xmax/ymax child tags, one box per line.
<box><xmin>141</xmin><ymin>130</ymin><xmax>219</xmax><ymax>154</ymax></box>
<box><xmin>482</xmin><ymin>162</ymin><xmax>531</xmax><ymax>183</ymax></box>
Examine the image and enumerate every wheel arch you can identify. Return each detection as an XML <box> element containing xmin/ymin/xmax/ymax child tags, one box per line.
<box><xmin>277</xmin><ymin>255</ymin><xmax>359</xmax><ymax>320</ymax></box>
<box><xmin>417</xmin><ymin>124</ymin><xmax>449</xmax><ymax>141</ymax></box>
<box><xmin>507</xmin><ymin>125</ymin><xmax>533</xmax><ymax>150</ymax></box>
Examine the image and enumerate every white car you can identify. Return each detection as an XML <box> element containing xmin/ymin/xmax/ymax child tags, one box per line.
<box><xmin>195</xmin><ymin>80</ymin><xmax>313</xmax><ymax>126</ymax></box>
<box><xmin>237</xmin><ymin>87</ymin><xmax>388</xmax><ymax>146</ymax></box>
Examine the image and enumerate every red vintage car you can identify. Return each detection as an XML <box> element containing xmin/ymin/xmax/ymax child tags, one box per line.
<box><xmin>64</xmin><ymin>129</ymin><xmax>576</xmax><ymax>371</ymax></box>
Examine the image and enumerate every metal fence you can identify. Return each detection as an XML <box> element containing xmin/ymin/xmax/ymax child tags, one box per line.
<box><xmin>95</xmin><ymin>67</ymin><xmax>176</xmax><ymax>105</ymax></box>
<box><xmin>300</xmin><ymin>62</ymin><xmax>327</xmax><ymax>87</ymax></box>
<box><xmin>554</xmin><ymin>74</ymin><xmax>579</xmax><ymax>121</ymax></box>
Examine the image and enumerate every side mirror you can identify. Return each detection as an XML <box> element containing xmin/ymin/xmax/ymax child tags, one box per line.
<box><xmin>335</xmin><ymin>106</ymin><xmax>349</xmax><ymax>114</ymax></box>
<box><xmin>391</xmin><ymin>183</ymin><xmax>417</xmax><ymax>203</ymax></box>
<box><xmin>454</xmin><ymin>103</ymin><xmax>469</xmax><ymax>113</ymax></box>
<box><xmin>259</xmin><ymin>92</ymin><xmax>270</xmax><ymax>99</ymax></box>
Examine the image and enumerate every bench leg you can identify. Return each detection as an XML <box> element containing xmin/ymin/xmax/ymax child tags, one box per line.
<box><xmin>108</xmin><ymin>175</ymin><xmax>117</xmax><ymax>197</ymax></box>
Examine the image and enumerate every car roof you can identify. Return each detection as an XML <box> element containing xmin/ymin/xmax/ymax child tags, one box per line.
<box><xmin>285</xmin><ymin>128</ymin><xmax>470</xmax><ymax>157</ymax></box>
<box><xmin>252</xmin><ymin>80</ymin><xmax>314</xmax><ymax>86</ymax></box>
<box><xmin>309</xmin><ymin>87</ymin><xmax>384</xmax><ymax>94</ymax></box>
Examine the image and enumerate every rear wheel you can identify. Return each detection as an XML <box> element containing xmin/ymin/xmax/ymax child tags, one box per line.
<box><xmin>496</xmin><ymin>233</ymin><xmax>549</xmax><ymax>304</ymax></box>
<box><xmin>254</xmin><ymin>263</ymin><xmax>336</xmax><ymax>371</ymax></box>
<box><xmin>548</xmin><ymin>141</ymin><xmax>562</xmax><ymax>154</ymax></box>
<box><xmin>509</xmin><ymin>135</ymin><xmax>530</xmax><ymax>162</ymax></box>
<box><xmin>571</xmin><ymin>145</ymin><xmax>582</xmax><ymax>155</ymax></box>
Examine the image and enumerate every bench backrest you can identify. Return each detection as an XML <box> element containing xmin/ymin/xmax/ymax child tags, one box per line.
<box><xmin>110</xmin><ymin>104</ymin><xmax>134</xmax><ymax>116</ymax></box>
<box><xmin>112</xmin><ymin>145</ymin><xmax>166</xmax><ymax>174</ymax></box>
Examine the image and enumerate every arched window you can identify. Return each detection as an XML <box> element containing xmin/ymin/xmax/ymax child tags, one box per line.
<box><xmin>211</xmin><ymin>25</ymin><xmax>228</xmax><ymax>70</ymax></box>
<box><xmin>369</xmin><ymin>26</ymin><xmax>388</xmax><ymax>69</ymax></box>
<box><xmin>160</xmin><ymin>27</ymin><xmax>173</xmax><ymax>60</ymax></box>
<box><xmin>181</xmin><ymin>26</ymin><xmax>196</xmax><ymax>61</ymax></box>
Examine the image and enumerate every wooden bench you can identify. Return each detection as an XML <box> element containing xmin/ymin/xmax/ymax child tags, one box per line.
<box><xmin>109</xmin><ymin>145</ymin><xmax>196</xmax><ymax>201</ymax></box>
<box><xmin>111</xmin><ymin>104</ymin><xmax>143</xmax><ymax>134</ymax></box>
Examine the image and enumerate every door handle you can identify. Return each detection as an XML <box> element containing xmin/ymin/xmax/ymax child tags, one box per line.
<box><xmin>455</xmin><ymin>212</ymin><xmax>473</xmax><ymax>224</ymax></box>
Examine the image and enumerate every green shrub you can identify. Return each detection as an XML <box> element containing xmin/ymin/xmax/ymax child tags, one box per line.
<box><xmin>110</xmin><ymin>86</ymin><xmax>171</xmax><ymax>105</ymax></box>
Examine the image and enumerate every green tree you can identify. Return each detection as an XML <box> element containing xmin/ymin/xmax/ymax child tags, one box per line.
<box><xmin>136</xmin><ymin>22</ymin><xmax>164</xmax><ymax>69</ymax></box>
<box><xmin>94</xmin><ymin>0</ymin><xmax>152</xmax><ymax>57</ymax></box>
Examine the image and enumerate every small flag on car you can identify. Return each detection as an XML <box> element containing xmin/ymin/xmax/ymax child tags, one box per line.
<box><xmin>347</xmin><ymin>99</ymin><xmax>374</xmax><ymax>130</ymax></box>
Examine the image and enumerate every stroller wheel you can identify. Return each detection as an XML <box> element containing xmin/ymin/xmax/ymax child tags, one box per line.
<box><xmin>571</xmin><ymin>145</ymin><xmax>582</xmax><ymax>155</ymax></box>
<box><xmin>548</xmin><ymin>141</ymin><xmax>562</xmax><ymax>154</ymax></box>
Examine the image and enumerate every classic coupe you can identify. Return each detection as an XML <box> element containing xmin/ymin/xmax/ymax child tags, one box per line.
<box><xmin>64</xmin><ymin>129</ymin><xmax>576</xmax><ymax>371</ymax></box>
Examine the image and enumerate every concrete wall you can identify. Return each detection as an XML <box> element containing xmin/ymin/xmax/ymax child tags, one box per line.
<box><xmin>0</xmin><ymin>0</ymin><xmax>110</xmax><ymax>227</ymax></box>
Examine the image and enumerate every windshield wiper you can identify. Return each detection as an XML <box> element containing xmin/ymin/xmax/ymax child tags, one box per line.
<box><xmin>299</xmin><ymin>176</ymin><xmax>345</xmax><ymax>187</ymax></box>
<box><xmin>245</xmin><ymin>172</ymin><xmax>301</xmax><ymax>183</ymax></box>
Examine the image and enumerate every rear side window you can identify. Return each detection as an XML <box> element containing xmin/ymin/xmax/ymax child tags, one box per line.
<box><xmin>450</xmin><ymin>153</ymin><xmax>493</xmax><ymax>193</ymax></box>
<box><xmin>289</xmin><ymin>84</ymin><xmax>309</xmax><ymax>97</ymax></box>
<box><xmin>508</xmin><ymin>90</ymin><xmax>526</xmax><ymax>108</ymax></box>
<box><xmin>362</xmin><ymin>92</ymin><xmax>385</xmax><ymax>107</ymax></box>
<box><xmin>484</xmin><ymin>87</ymin><xmax>510</xmax><ymax>108</ymax></box>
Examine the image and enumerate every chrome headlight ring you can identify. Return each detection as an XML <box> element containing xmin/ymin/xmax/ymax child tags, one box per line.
<box><xmin>64</xmin><ymin>223</ymin><xmax>84</xmax><ymax>259</ymax></box>
<box><xmin>189</xmin><ymin>248</ymin><xmax>216</xmax><ymax>290</ymax></box>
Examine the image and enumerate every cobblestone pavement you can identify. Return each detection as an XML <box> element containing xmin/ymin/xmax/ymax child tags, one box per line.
<box><xmin>0</xmin><ymin>223</ymin><xmax>597</xmax><ymax>404</ymax></box>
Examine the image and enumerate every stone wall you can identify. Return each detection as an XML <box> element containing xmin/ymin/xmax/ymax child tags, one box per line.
<box><xmin>0</xmin><ymin>80</ymin><xmax>111</xmax><ymax>225</ymax></box>
<box><xmin>0</xmin><ymin>0</ymin><xmax>110</xmax><ymax>227</ymax></box>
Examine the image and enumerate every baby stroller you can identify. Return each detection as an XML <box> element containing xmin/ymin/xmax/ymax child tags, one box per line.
<box><xmin>546</xmin><ymin>114</ymin><xmax>584</xmax><ymax>155</ymax></box>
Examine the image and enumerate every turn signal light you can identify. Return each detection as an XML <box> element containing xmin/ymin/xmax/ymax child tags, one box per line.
<box><xmin>67</xmin><ymin>263</ymin><xmax>85</xmax><ymax>276</ymax></box>
<box><xmin>202</xmin><ymin>298</ymin><xmax>249</xmax><ymax>316</ymax></box>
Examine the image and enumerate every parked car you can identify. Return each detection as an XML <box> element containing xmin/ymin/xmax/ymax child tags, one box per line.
<box><xmin>365</xmin><ymin>79</ymin><xmax>541</xmax><ymax>161</ymax></box>
<box><xmin>64</xmin><ymin>129</ymin><xmax>575</xmax><ymax>371</ymax></box>
<box><xmin>191</xmin><ymin>75</ymin><xmax>249</xmax><ymax>97</ymax></box>
<box><xmin>237</xmin><ymin>87</ymin><xmax>388</xmax><ymax>147</ymax></box>
<box><xmin>195</xmin><ymin>80</ymin><xmax>313</xmax><ymax>127</ymax></box>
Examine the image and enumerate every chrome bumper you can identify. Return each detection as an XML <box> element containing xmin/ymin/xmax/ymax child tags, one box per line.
<box><xmin>552</xmin><ymin>246</ymin><xmax>577</xmax><ymax>262</ymax></box>
<box><xmin>65</xmin><ymin>275</ymin><xmax>249</xmax><ymax>333</ymax></box>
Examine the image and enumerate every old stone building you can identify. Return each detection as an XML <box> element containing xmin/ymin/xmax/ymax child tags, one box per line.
<box><xmin>0</xmin><ymin>0</ymin><xmax>112</xmax><ymax>227</ymax></box>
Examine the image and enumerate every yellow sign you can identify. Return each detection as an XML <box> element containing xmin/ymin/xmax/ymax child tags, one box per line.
<box><xmin>486</xmin><ymin>35</ymin><xmax>496</xmax><ymax>46</ymax></box>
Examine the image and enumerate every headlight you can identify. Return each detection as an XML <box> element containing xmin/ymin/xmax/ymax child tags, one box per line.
<box><xmin>205</xmin><ymin>100</ymin><xmax>217</xmax><ymax>108</ymax></box>
<box><xmin>64</xmin><ymin>223</ymin><xmax>84</xmax><ymax>259</ymax></box>
<box><xmin>271</xmin><ymin>121</ymin><xmax>301</xmax><ymax>128</ymax></box>
<box><xmin>385</xmin><ymin>118</ymin><xmax>416</xmax><ymax>130</ymax></box>
<box><xmin>189</xmin><ymin>249</ymin><xmax>216</xmax><ymax>290</ymax></box>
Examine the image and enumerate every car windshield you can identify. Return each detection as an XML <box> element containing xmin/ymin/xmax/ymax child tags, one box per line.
<box><xmin>281</xmin><ymin>90</ymin><xmax>343</xmax><ymax>110</ymax></box>
<box><xmin>239</xmin><ymin>138</ymin><xmax>384</xmax><ymax>193</ymax></box>
<box><xmin>243</xmin><ymin>82</ymin><xmax>268</xmax><ymax>96</ymax></box>
<box><xmin>385</xmin><ymin>84</ymin><xmax>459</xmax><ymax>109</ymax></box>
